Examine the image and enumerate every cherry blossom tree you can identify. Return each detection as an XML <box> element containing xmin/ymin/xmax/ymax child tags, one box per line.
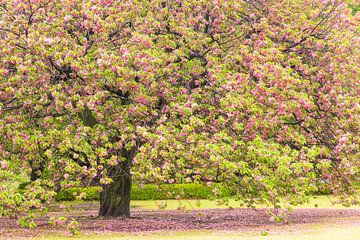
<box><xmin>0</xmin><ymin>0</ymin><xmax>359</xmax><ymax>218</ymax></box>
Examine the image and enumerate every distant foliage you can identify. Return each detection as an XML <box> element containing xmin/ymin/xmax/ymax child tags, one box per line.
<box><xmin>54</xmin><ymin>183</ymin><xmax>232</xmax><ymax>201</ymax></box>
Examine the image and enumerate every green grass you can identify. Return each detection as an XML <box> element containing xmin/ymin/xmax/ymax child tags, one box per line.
<box><xmin>130</xmin><ymin>199</ymin><xmax>235</xmax><ymax>210</ymax></box>
<box><xmin>129</xmin><ymin>195</ymin><xmax>360</xmax><ymax>211</ymax></box>
<box><xmin>56</xmin><ymin>194</ymin><xmax>360</xmax><ymax>212</ymax></box>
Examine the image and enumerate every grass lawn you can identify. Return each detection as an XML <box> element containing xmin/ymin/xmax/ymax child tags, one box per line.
<box><xmin>129</xmin><ymin>194</ymin><xmax>359</xmax><ymax>210</ymax></box>
<box><xmin>58</xmin><ymin>194</ymin><xmax>359</xmax><ymax>211</ymax></box>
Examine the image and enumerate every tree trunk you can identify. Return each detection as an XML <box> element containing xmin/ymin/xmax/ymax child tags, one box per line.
<box><xmin>99</xmin><ymin>158</ymin><xmax>132</xmax><ymax>218</ymax></box>
<box><xmin>30</xmin><ymin>159</ymin><xmax>45</xmax><ymax>181</ymax></box>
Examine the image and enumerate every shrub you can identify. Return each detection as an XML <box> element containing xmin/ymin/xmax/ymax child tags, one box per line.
<box><xmin>54</xmin><ymin>183</ymin><xmax>233</xmax><ymax>201</ymax></box>
<box><xmin>54</xmin><ymin>187</ymin><xmax>101</xmax><ymax>201</ymax></box>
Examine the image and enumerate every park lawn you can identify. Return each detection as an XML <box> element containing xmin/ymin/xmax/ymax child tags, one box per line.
<box><xmin>59</xmin><ymin>194</ymin><xmax>359</xmax><ymax>211</ymax></box>
<box><xmin>129</xmin><ymin>194</ymin><xmax>359</xmax><ymax>210</ymax></box>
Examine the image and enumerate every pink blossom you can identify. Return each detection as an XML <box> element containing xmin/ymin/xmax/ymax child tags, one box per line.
<box><xmin>44</xmin><ymin>38</ymin><xmax>54</xmax><ymax>45</ymax></box>
<box><xmin>1</xmin><ymin>161</ymin><xmax>8</xmax><ymax>170</ymax></box>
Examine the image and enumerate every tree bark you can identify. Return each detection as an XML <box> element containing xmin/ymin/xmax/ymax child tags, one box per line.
<box><xmin>29</xmin><ymin>159</ymin><xmax>45</xmax><ymax>181</ymax></box>
<box><xmin>99</xmin><ymin>153</ymin><xmax>132</xmax><ymax>218</ymax></box>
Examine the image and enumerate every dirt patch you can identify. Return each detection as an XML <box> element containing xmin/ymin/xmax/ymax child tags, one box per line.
<box><xmin>1</xmin><ymin>207</ymin><xmax>360</xmax><ymax>239</ymax></box>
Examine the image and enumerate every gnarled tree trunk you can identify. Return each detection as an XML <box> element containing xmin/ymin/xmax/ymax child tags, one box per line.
<box><xmin>99</xmin><ymin>163</ymin><xmax>131</xmax><ymax>217</ymax></box>
<box><xmin>99</xmin><ymin>150</ymin><xmax>134</xmax><ymax>218</ymax></box>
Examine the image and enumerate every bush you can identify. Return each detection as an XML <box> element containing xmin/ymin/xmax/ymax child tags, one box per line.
<box><xmin>54</xmin><ymin>187</ymin><xmax>102</xmax><ymax>201</ymax></box>
<box><xmin>54</xmin><ymin>183</ymin><xmax>233</xmax><ymax>201</ymax></box>
<box><xmin>131</xmin><ymin>183</ymin><xmax>219</xmax><ymax>200</ymax></box>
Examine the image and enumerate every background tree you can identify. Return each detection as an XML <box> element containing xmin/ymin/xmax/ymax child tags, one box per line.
<box><xmin>0</xmin><ymin>0</ymin><xmax>359</xmax><ymax>219</ymax></box>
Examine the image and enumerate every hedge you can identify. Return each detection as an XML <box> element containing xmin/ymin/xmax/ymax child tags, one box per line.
<box><xmin>54</xmin><ymin>183</ymin><xmax>233</xmax><ymax>201</ymax></box>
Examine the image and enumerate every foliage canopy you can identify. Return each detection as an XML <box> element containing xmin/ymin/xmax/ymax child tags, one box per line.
<box><xmin>0</xmin><ymin>0</ymin><xmax>359</xmax><ymax>219</ymax></box>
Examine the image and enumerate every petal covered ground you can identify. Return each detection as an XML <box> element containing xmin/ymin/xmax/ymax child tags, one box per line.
<box><xmin>1</xmin><ymin>207</ymin><xmax>360</xmax><ymax>239</ymax></box>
